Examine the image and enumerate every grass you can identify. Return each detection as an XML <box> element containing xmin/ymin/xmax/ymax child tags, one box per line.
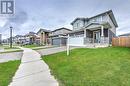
<box><xmin>43</xmin><ymin>47</ymin><xmax>130</xmax><ymax>86</ymax></box>
<box><xmin>0</xmin><ymin>45</ymin><xmax>18</xmax><ymax>49</ymax></box>
<box><xmin>23</xmin><ymin>44</ymin><xmax>43</xmax><ymax>48</ymax></box>
<box><xmin>0</xmin><ymin>45</ymin><xmax>23</xmax><ymax>54</ymax></box>
<box><xmin>0</xmin><ymin>60</ymin><xmax>20</xmax><ymax>86</ymax></box>
<box><xmin>0</xmin><ymin>50</ymin><xmax>23</xmax><ymax>54</ymax></box>
<box><xmin>33</xmin><ymin>46</ymin><xmax>56</xmax><ymax>50</ymax></box>
<box><xmin>23</xmin><ymin>44</ymin><xmax>55</xmax><ymax>50</ymax></box>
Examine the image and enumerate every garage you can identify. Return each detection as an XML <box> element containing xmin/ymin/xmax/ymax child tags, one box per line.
<box><xmin>52</xmin><ymin>37</ymin><xmax>67</xmax><ymax>46</ymax></box>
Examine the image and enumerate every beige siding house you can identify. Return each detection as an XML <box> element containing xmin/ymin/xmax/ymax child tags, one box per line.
<box><xmin>37</xmin><ymin>29</ymin><xmax>51</xmax><ymax>45</ymax></box>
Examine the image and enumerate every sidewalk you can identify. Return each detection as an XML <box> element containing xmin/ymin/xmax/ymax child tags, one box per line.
<box><xmin>9</xmin><ymin>47</ymin><xmax>58</xmax><ymax>86</ymax></box>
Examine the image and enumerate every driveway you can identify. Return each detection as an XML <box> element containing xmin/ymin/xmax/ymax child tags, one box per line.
<box><xmin>9</xmin><ymin>47</ymin><xmax>58</xmax><ymax>86</ymax></box>
<box><xmin>36</xmin><ymin>46</ymin><xmax>76</xmax><ymax>56</ymax></box>
<box><xmin>0</xmin><ymin>52</ymin><xmax>23</xmax><ymax>63</ymax></box>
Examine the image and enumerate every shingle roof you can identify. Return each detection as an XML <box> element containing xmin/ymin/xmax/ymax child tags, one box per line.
<box><xmin>51</xmin><ymin>27</ymin><xmax>72</xmax><ymax>32</ymax></box>
<box><xmin>37</xmin><ymin>29</ymin><xmax>51</xmax><ymax>34</ymax></box>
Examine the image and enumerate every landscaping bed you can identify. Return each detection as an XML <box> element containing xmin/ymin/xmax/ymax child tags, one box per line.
<box><xmin>0</xmin><ymin>60</ymin><xmax>20</xmax><ymax>86</ymax></box>
<box><xmin>43</xmin><ymin>47</ymin><xmax>130</xmax><ymax>86</ymax></box>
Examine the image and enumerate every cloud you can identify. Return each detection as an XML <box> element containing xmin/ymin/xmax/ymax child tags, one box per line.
<box><xmin>1</xmin><ymin>0</ymin><xmax>130</xmax><ymax>39</ymax></box>
<box><xmin>0</xmin><ymin>8</ymin><xmax>28</xmax><ymax>39</ymax></box>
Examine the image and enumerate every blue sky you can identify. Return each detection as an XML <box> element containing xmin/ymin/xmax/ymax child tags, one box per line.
<box><xmin>0</xmin><ymin>0</ymin><xmax>130</xmax><ymax>39</ymax></box>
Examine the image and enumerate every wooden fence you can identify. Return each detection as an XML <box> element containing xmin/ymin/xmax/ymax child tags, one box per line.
<box><xmin>112</xmin><ymin>37</ymin><xmax>130</xmax><ymax>47</ymax></box>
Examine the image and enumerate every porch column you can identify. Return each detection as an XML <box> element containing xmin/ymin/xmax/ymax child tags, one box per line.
<box><xmin>101</xmin><ymin>25</ymin><xmax>104</xmax><ymax>44</ymax></box>
<box><xmin>84</xmin><ymin>29</ymin><xmax>86</xmax><ymax>38</ymax></box>
<box><xmin>101</xmin><ymin>25</ymin><xmax>104</xmax><ymax>37</ymax></box>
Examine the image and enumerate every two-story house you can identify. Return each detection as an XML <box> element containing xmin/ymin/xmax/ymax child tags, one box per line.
<box><xmin>68</xmin><ymin>10</ymin><xmax>118</xmax><ymax>46</ymax></box>
<box><xmin>49</xmin><ymin>27</ymin><xmax>72</xmax><ymax>46</ymax></box>
<box><xmin>37</xmin><ymin>29</ymin><xmax>51</xmax><ymax>45</ymax></box>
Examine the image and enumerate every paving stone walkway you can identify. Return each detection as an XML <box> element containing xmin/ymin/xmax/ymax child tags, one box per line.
<box><xmin>9</xmin><ymin>47</ymin><xmax>58</xmax><ymax>86</ymax></box>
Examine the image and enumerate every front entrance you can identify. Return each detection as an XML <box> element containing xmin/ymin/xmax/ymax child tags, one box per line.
<box><xmin>93</xmin><ymin>31</ymin><xmax>100</xmax><ymax>43</ymax></box>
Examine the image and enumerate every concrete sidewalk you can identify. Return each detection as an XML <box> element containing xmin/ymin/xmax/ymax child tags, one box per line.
<box><xmin>9</xmin><ymin>47</ymin><xmax>58</xmax><ymax>86</ymax></box>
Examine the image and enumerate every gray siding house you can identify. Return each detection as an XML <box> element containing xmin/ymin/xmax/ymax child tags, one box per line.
<box><xmin>68</xmin><ymin>10</ymin><xmax>118</xmax><ymax>46</ymax></box>
<box><xmin>49</xmin><ymin>27</ymin><xmax>72</xmax><ymax>46</ymax></box>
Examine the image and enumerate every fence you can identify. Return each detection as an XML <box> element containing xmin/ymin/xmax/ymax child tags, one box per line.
<box><xmin>112</xmin><ymin>37</ymin><xmax>130</xmax><ymax>47</ymax></box>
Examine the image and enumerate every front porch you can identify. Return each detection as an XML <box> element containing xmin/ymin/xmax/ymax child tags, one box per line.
<box><xmin>68</xmin><ymin>23</ymin><xmax>111</xmax><ymax>47</ymax></box>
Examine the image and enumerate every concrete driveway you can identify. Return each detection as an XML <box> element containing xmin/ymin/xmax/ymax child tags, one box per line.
<box><xmin>36</xmin><ymin>46</ymin><xmax>76</xmax><ymax>56</ymax></box>
<box><xmin>0</xmin><ymin>52</ymin><xmax>23</xmax><ymax>63</ymax></box>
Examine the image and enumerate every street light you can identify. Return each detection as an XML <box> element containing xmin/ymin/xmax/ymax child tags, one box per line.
<box><xmin>10</xmin><ymin>26</ymin><xmax>13</xmax><ymax>48</ymax></box>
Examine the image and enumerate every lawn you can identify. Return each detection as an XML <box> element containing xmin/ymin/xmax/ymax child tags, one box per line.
<box><xmin>23</xmin><ymin>44</ymin><xmax>54</xmax><ymax>50</ymax></box>
<box><xmin>23</xmin><ymin>44</ymin><xmax>43</xmax><ymax>48</ymax></box>
<box><xmin>0</xmin><ymin>45</ymin><xmax>23</xmax><ymax>54</ymax></box>
<box><xmin>0</xmin><ymin>60</ymin><xmax>20</xmax><ymax>86</ymax></box>
<box><xmin>43</xmin><ymin>47</ymin><xmax>130</xmax><ymax>86</ymax></box>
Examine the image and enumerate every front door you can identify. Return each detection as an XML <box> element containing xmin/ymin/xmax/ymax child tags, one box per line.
<box><xmin>93</xmin><ymin>31</ymin><xmax>100</xmax><ymax>43</ymax></box>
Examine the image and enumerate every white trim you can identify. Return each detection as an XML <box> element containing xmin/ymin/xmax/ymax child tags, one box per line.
<box><xmin>101</xmin><ymin>25</ymin><xmax>104</xmax><ymax>36</ymax></box>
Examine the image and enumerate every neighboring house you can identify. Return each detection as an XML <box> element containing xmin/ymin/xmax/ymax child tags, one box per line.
<box><xmin>37</xmin><ymin>29</ymin><xmax>51</xmax><ymax>45</ymax></box>
<box><xmin>25</xmin><ymin>32</ymin><xmax>40</xmax><ymax>44</ymax></box>
<box><xmin>4</xmin><ymin>32</ymin><xmax>40</xmax><ymax>45</ymax></box>
<box><xmin>68</xmin><ymin>10</ymin><xmax>118</xmax><ymax>46</ymax></box>
<box><xmin>13</xmin><ymin>35</ymin><xmax>26</xmax><ymax>44</ymax></box>
<box><xmin>119</xmin><ymin>33</ymin><xmax>130</xmax><ymax>37</ymax></box>
<box><xmin>49</xmin><ymin>27</ymin><xmax>72</xmax><ymax>46</ymax></box>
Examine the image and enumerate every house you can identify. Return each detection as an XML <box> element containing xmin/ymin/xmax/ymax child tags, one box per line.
<box><xmin>13</xmin><ymin>35</ymin><xmax>26</xmax><ymax>44</ymax></box>
<box><xmin>119</xmin><ymin>33</ymin><xmax>130</xmax><ymax>37</ymax></box>
<box><xmin>49</xmin><ymin>27</ymin><xmax>72</xmax><ymax>46</ymax></box>
<box><xmin>37</xmin><ymin>29</ymin><xmax>51</xmax><ymax>45</ymax></box>
<box><xmin>25</xmin><ymin>32</ymin><xmax>40</xmax><ymax>44</ymax></box>
<box><xmin>68</xmin><ymin>10</ymin><xmax>118</xmax><ymax>46</ymax></box>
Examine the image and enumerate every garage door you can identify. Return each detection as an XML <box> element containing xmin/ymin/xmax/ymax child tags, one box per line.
<box><xmin>52</xmin><ymin>38</ymin><xmax>61</xmax><ymax>46</ymax></box>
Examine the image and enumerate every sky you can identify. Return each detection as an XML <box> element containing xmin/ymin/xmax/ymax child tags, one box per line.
<box><xmin>0</xmin><ymin>0</ymin><xmax>130</xmax><ymax>39</ymax></box>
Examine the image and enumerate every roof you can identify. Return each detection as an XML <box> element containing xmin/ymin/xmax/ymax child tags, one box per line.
<box><xmin>15</xmin><ymin>35</ymin><xmax>24</xmax><ymax>37</ymax></box>
<box><xmin>25</xmin><ymin>32</ymin><xmax>36</xmax><ymax>36</ymax></box>
<box><xmin>51</xmin><ymin>27</ymin><xmax>72</xmax><ymax>32</ymax></box>
<box><xmin>71</xmin><ymin>10</ymin><xmax>118</xmax><ymax>27</ymax></box>
<box><xmin>37</xmin><ymin>29</ymin><xmax>51</xmax><ymax>34</ymax></box>
<box><xmin>119</xmin><ymin>33</ymin><xmax>130</xmax><ymax>37</ymax></box>
<box><xmin>68</xmin><ymin>23</ymin><xmax>106</xmax><ymax>34</ymax></box>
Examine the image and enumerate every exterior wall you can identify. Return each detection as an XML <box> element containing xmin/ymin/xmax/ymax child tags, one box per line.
<box><xmin>109</xmin><ymin>29</ymin><xmax>115</xmax><ymax>44</ymax></box>
<box><xmin>72</xmin><ymin>14</ymin><xmax>109</xmax><ymax>31</ymax></box>
<box><xmin>50</xmin><ymin>29</ymin><xmax>71</xmax><ymax>36</ymax></box>
<box><xmin>73</xmin><ymin>20</ymin><xmax>84</xmax><ymax>30</ymax></box>
<box><xmin>38</xmin><ymin>31</ymin><xmax>47</xmax><ymax>45</ymax></box>
<box><xmin>68</xmin><ymin>37</ymin><xmax>84</xmax><ymax>46</ymax></box>
<box><xmin>107</xmin><ymin>14</ymin><xmax>116</xmax><ymax>36</ymax></box>
<box><xmin>69</xmin><ymin>31</ymin><xmax>84</xmax><ymax>37</ymax></box>
<box><xmin>87</xmin><ymin>14</ymin><xmax>109</xmax><ymax>24</ymax></box>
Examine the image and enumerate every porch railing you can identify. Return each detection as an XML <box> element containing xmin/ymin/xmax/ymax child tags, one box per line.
<box><xmin>68</xmin><ymin>36</ymin><xmax>109</xmax><ymax>46</ymax></box>
<box><xmin>84</xmin><ymin>37</ymin><xmax>109</xmax><ymax>44</ymax></box>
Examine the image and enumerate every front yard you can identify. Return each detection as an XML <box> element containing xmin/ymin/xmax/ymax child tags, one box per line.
<box><xmin>0</xmin><ymin>45</ymin><xmax>22</xmax><ymax>54</ymax></box>
<box><xmin>0</xmin><ymin>60</ymin><xmax>20</xmax><ymax>86</ymax></box>
<box><xmin>23</xmin><ymin>44</ymin><xmax>54</xmax><ymax>50</ymax></box>
<box><xmin>43</xmin><ymin>47</ymin><xmax>130</xmax><ymax>86</ymax></box>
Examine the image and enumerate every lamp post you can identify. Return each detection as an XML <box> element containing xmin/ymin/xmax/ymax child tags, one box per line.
<box><xmin>10</xmin><ymin>26</ymin><xmax>13</xmax><ymax>48</ymax></box>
